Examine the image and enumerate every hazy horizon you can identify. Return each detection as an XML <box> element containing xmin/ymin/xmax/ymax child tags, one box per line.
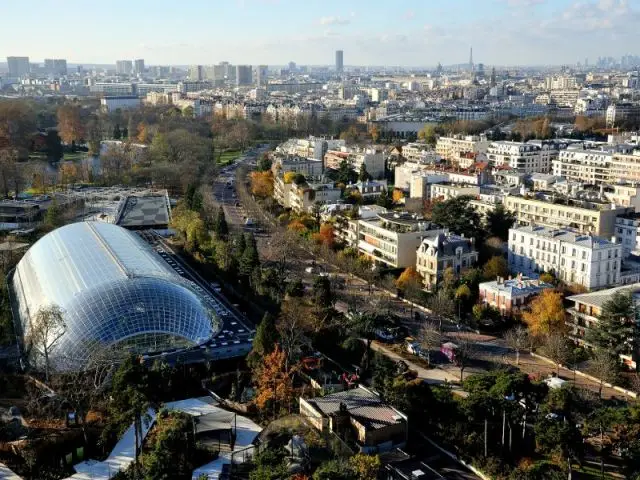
<box><xmin>1</xmin><ymin>0</ymin><xmax>639</xmax><ymax>67</ymax></box>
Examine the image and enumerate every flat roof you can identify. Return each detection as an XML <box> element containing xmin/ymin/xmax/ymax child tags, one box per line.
<box><xmin>115</xmin><ymin>195</ymin><xmax>171</xmax><ymax>228</ymax></box>
<box><xmin>511</xmin><ymin>225</ymin><xmax>616</xmax><ymax>248</ymax></box>
<box><xmin>567</xmin><ymin>283</ymin><xmax>640</xmax><ymax>308</ymax></box>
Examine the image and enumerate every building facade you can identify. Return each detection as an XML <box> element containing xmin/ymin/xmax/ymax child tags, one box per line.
<box><xmin>479</xmin><ymin>275</ymin><xmax>553</xmax><ymax>316</ymax></box>
<box><xmin>487</xmin><ymin>141</ymin><xmax>551</xmax><ymax>173</ymax></box>
<box><xmin>551</xmin><ymin>147</ymin><xmax>612</xmax><ymax>185</ymax></box>
<box><xmin>416</xmin><ymin>233</ymin><xmax>478</xmax><ymax>289</ymax></box>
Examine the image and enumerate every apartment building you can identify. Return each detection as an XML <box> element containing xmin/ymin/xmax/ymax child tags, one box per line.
<box><xmin>408</xmin><ymin>173</ymin><xmax>448</xmax><ymax>199</ymax></box>
<box><xmin>606</xmin><ymin>103</ymin><xmax>640</xmax><ymax>127</ymax></box>
<box><xmin>429</xmin><ymin>184</ymin><xmax>480</xmax><ymax>202</ymax></box>
<box><xmin>346</xmin><ymin>180</ymin><xmax>388</xmax><ymax>200</ymax></box>
<box><xmin>100</xmin><ymin>96</ymin><xmax>141</xmax><ymax>112</ymax></box>
<box><xmin>399</xmin><ymin>143</ymin><xmax>440</xmax><ymax>163</ymax></box>
<box><xmin>486</xmin><ymin>141</ymin><xmax>552</xmax><ymax>173</ymax></box>
<box><xmin>610</xmin><ymin>150</ymin><xmax>640</xmax><ymax>184</ymax></box>
<box><xmin>324</xmin><ymin>148</ymin><xmax>385</xmax><ymax>178</ymax></box>
<box><xmin>341</xmin><ymin>212</ymin><xmax>446</xmax><ymax>268</ymax></box>
<box><xmin>508</xmin><ymin>225</ymin><xmax>622</xmax><ymax>289</ymax></box>
<box><xmin>551</xmin><ymin>147</ymin><xmax>612</xmax><ymax>185</ymax></box>
<box><xmin>272</xmin><ymin>155</ymin><xmax>324</xmax><ymax>178</ymax></box>
<box><xmin>435</xmin><ymin>135</ymin><xmax>490</xmax><ymax>164</ymax></box>
<box><xmin>479</xmin><ymin>274</ymin><xmax>553</xmax><ymax>316</ymax></box>
<box><xmin>273</xmin><ymin>175</ymin><xmax>341</xmax><ymax>212</ymax></box>
<box><xmin>603</xmin><ymin>184</ymin><xmax>640</xmax><ymax>209</ymax></box>
<box><xmin>277</xmin><ymin>137</ymin><xmax>345</xmax><ymax>161</ymax></box>
<box><xmin>503</xmin><ymin>194</ymin><xmax>627</xmax><ymax>237</ymax></box>
<box><xmin>615</xmin><ymin>212</ymin><xmax>640</xmax><ymax>258</ymax></box>
<box><xmin>416</xmin><ymin>232</ymin><xmax>478</xmax><ymax>289</ymax></box>
<box><xmin>566</xmin><ymin>284</ymin><xmax>640</xmax><ymax>368</ymax></box>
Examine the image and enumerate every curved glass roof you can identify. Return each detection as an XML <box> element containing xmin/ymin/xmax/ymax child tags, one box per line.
<box><xmin>12</xmin><ymin>222</ymin><xmax>219</xmax><ymax>368</ymax></box>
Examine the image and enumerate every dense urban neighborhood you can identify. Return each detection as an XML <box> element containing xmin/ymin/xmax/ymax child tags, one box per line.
<box><xmin>3</xmin><ymin>17</ymin><xmax>640</xmax><ymax>480</ymax></box>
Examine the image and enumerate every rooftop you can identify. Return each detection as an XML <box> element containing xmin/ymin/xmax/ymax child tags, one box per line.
<box><xmin>114</xmin><ymin>193</ymin><xmax>171</xmax><ymax>229</ymax></box>
<box><xmin>480</xmin><ymin>275</ymin><xmax>553</xmax><ymax>296</ymax></box>
<box><xmin>510</xmin><ymin>225</ymin><xmax>617</xmax><ymax>249</ymax></box>
<box><xmin>567</xmin><ymin>283</ymin><xmax>640</xmax><ymax>309</ymax></box>
<box><xmin>304</xmin><ymin>386</ymin><xmax>406</xmax><ymax>431</ymax></box>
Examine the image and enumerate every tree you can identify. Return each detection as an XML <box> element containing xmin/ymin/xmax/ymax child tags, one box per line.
<box><xmin>57</xmin><ymin>104</ymin><xmax>85</xmax><ymax>144</ymax></box>
<box><xmin>417</xmin><ymin>320</ymin><xmax>442</xmax><ymax>366</ymax></box>
<box><xmin>587</xmin><ymin>349</ymin><xmax>619</xmax><ymax>398</ymax></box>
<box><xmin>392</xmin><ymin>189</ymin><xmax>404</xmax><ymax>204</ymax></box>
<box><xmin>486</xmin><ymin>204</ymin><xmax>515</xmax><ymax>241</ymax></box>
<box><xmin>213</xmin><ymin>206</ymin><xmax>229</xmax><ymax>240</ymax></box>
<box><xmin>542</xmin><ymin>333</ymin><xmax>570</xmax><ymax>375</ymax></box>
<box><xmin>376</xmin><ymin>187</ymin><xmax>392</xmax><ymax>208</ymax></box>
<box><xmin>505</xmin><ymin>326</ymin><xmax>529</xmax><ymax>365</ymax></box>
<box><xmin>255</xmin><ymin>345</ymin><xmax>294</xmax><ymax>411</ymax></box>
<box><xmin>113</xmin><ymin>124</ymin><xmax>122</xmax><ymax>140</ymax></box>
<box><xmin>358</xmin><ymin>163</ymin><xmax>372</xmax><ymax>182</ymax></box>
<box><xmin>587</xmin><ymin>291</ymin><xmax>637</xmax><ymax>359</ymax></box>
<box><xmin>432</xmin><ymin>196</ymin><xmax>482</xmax><ymax>240</ymax></box>
<box><xmin>239</xmin><ymin>232</ymin><xmax>260</xmax><ymax>279</ymax></box>
<box><xmin>149</xmin><ymin>132</ymin><xmax>170</xmax><ymax>163</ymax></box>
<box><xmin>427</xmin><ymin>288</ymin><xmax>456</xmax><ymax>325</ymax></box>
<box><xmin>45</xmin><ymin>200</ymin><xmax>63</xmax><ymax>227</ymax></box>
<box><xmin>277</xmin><ymin>301</ymin><xmax>311</xmax><ymax>369</ymax></box>
<box><xmin>396</xmin><ymin>266</ymin><xmax>421</xmax><ymax>289</ymax></box>
<box><xmin>349</xmin><ymin>453</ymin><xmax>381</xmax><ymax>480</ymax></box>
<box><xmin>455</xmin><ymin>337</ymin><xmax>477</xmax><ymax>381</ymax></box>
<box><xmin>313</xmin><ymin>460</ymin><xmax>356</xmax><ymax>480</ymax></box>
<box><xmin>257</xmin><ymin>153</ymin><xmax>272</xmax><ymax>172</ymax></box>
<box><xmin>26</xmin><ymin>305</ymin><xmax>66</xmax><ymax>382</ymax></box>
<box><xmin>454</xmin><ymin>284</ymin><xmax>472</xmax><ymax>321</ymax></box>
<box><xmin>250</xmin><ymin>170</ymin><xmax>274</xmax><ymax>198</ymax></box>
<box><xmin>136</xmin><ymin>122</ymin><xmax>149</xmax><ymax>143</ymax></box>
<box><xmin>417</xmin><ymin>125</ymin><xmax>437</xmax><ymax>146</ymax></box>
<box><xmin>482</xmin><ymin>255</ymin><xmax>509</xmax><ymax>280</ymax></box>
<box><xmin>45</xmin><ymin>128</ymin><xmax>64</xmax><ymax>161</ymax></box>
<box><xmin>59</xmin><ymin>162</ymin><xmax>78</xmax><ymax>188</ymax></box>
<box><xmin>347</xmin><ymin>312</ymin><xmax>389</xmax><ymax>370</ymax></box>
<box><xmin>522</xmin><ymin>290</ymin><xmax>566</xmax><ymax>337</ymax></box>
<box><xmin>539</xmin><ymin>272</ymin><xmax>555</xmax><ymax>284</ymax></box>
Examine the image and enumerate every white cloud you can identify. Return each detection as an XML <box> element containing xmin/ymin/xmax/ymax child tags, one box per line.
<box><xmin>318</xmin><ymin>16</ymin><xmax>350</xmax><ymax>26</ymax></box>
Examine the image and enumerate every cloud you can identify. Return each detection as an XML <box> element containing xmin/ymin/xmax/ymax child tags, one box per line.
<box><xmin>505</xmin><ymin>0</ymin><xmax>545</xmax><ymax>6</ymax></box>
<box><xmin>318</xmin><ymin>16</ymin><xmax>351</xmax><ymax>26</ymax></box>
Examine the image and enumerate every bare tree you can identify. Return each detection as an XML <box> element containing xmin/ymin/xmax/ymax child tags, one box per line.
<box><xmin>276</xmin><ymin>301</ymin><xmax>311</xmax><ymax>370</ymax></box>
<box><xmin>504</xmin><ymin>326</ymin><xmax>529</xmax><ymax>366</ymax></box>
<box><xmin>587</xmin><ymin>349</ymin><xmax>619</xmax><ymax>399</ymax></box>
<box><xmin>427</xmin><ymin>289</ymin><xmax>456</xmax><ymax>329</ymax></box>
<box><xmin>26</xmin><ymin>305</ymin><xmax>66</xmax><ymax>382</ymax></box>
<box><xmin>542</xmin><ymin>333</ymin><xmax>570</xmax><ymax>376</ymax></box>
<box><xmin>455</xmin><ymin>336</ymin><xmax>477</xmax><ymax>382</ymax></box>
<box><xmin>417</xmin><ymin>320</ymin><xmax>442</xmax><ymax>367</ymax></box>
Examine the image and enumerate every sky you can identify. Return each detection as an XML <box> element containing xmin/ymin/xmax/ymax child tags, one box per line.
<box><xmin>1</xmin><ymin>0</ymin><xmax>639</xmax><ymax>67</ymax></box>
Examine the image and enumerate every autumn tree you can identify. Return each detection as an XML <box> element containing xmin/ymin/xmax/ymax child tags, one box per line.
<box><xmin>0</xmin><ymin>100</ymin><xmax>37</xmax><ymax>157</ymax></box>
<box><xmin>59</xmin><ymin>162</ymin><xmax>78</xmax><ymax>188</ymax></box>
<box><xmin>396</xmin><ymin>266</ymin><xmax>421</xmax><ymax>289</ymax></box>
<box><xmin>392</xmin><ymin>189</ymin><xmax>404</xmax><ymax>204</ymax></box>
<box><xmin>417</xmin><ymin>125</ymin><xmax>437</xmax><ymax>145</ymax></box>
<box><xmin>587</xmin><ymin>349</ymin><xmax>619</xmax><ymax>398</ymax></box>
<box><xmin>57</xmin><ymin>104</ymin><xmax>85</xmax><ymax>144</ymax></box>
<box><xmin>250</xmin><ymin>170</ymin><xmax>274</xmax><ymax>198</ymax></box>
<box><xmin>313</xmin><ymin>223</ymin><xmax>335</xmax><ymax>248</ymax></box>
<box><xmin>170</xmin><ymin>205</ymin><xmax>209</xmax><ymax>252</ymax></box>
<box><xmin>505</xmin><ymin>325</ymin><xmax>529</xmax><ymax>365</ymax></box>
<box><xmin>26</xmin><ymin>304</ymin><xmax>66</xmax><ymax>382</ymax></box>
<box><xmin>482</xmin><ymin>255</ymin><xmax>509</xmax><ymax>280</ymax></box>
<box><xmin>255</xmin><ymin>345</ymin><xmax>294</xmax><ymax>411</ymax></box>
<box><xmin>522</xmin><ymin>290</ymin><xmax>565</xmax><ymax>337</ymax></box>
<box><xmin>136</xmin><ymin>122</ymin><xmax>150</xmax><ymax>143</ymax></box>
<box><xmin>349</xmin><ymin>453</ymin><xmax>381</xmax><ymax>480</ymax></box>
<box><xmin>417</xmin><ymin>320</ymin><xmax>442</xmax><ymax>366</ymax></box>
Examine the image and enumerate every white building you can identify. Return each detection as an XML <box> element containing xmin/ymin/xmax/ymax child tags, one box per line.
<box><xmin>429</xmin><ymin>184</ymin><xmax>480</xmax><ymax>202</ymax></box>
<box><xmin>615</xmin><ymin>212</ymin><xmax>640</xmax><ymax>258</ymax></box>
<box><xmin>508</xmin><ymin>225</ymin><xmax>622</xmax><ymax>289</ymax></box>
<box><xmin>272</xmin><ymin>155</ymin><xmax>324</xmax><ymax>179</ymax></box>
<box><xmin>486</xmin><ymin>141</ymin><xmax>552</xmax><ymax>173</ymax></box>
<box><xmin>551</xmin><ymin>146</ymin><xmax>612</xmax><ymax>185</ymax></box>
<box><xmin>606</xmin><ymin>103</ymin><xmax>640</xmax><ymax>127</ymax></box>
<box><xmin>435</xmin><ymin>135</ymin><xmax>490</xmax><ymax>164</ymax></box>
<box><xmin>100</xmin><ymin>96</ymin><xmax>141</xmax><ymax>112</ymax></box>
<box><xmin>416</xmin><ymin>233</ymin><xmax>478</xmax><ymax>289</ymax></box>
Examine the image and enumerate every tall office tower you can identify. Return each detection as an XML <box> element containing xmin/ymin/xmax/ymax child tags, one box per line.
<box><xmin>469</xmin><ymin>47</ymin><xmax>474</xmax><ymax>71</ymax></box>
<box><xmin>490</xmin><ymin>67</ymin><xmax>496</xmax><ymax>87</ymax></box>
<box><xmin>51</xmin><ymin>59</ymin><xmax>67</xmax><ymax>76</ymax></box>
<box><xmin>236</xmin><ymin>65</ymin><xmax>252</xmax><ymax>86</ymax></box>
<box><xmin>116</xmin><ymin>60</ymin><xmax>133</xmax><ymax>75</ymax></box>
<box><xmin>256</xmin><ymin>65</ymin><xmax>268</xmax><ymax>86</ymax></box>
<box><xmin>7</xmin><ymin>57</ymin><xmax>30</xmax><ymax>77</ymax></box>
<box><xmin>335</xmin><ymin>50</ymin><xmax>344</xmax><ymax>73</ymax></box>
<box><xmin>134</xmin><ymin>59</ymin><xmax>145</xmax><ymax>74</ymax></box>
<box><xmin>288</xmin><ymin>61</ymin><xmax>296</xmax><ymax>73</ymax></box>
<box><xmin>189</xmin><ymin>65</ymin><xmax>204</xmax><ymax>81</ymax></box>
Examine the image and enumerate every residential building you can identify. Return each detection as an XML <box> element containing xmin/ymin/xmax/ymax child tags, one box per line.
<box><xmin>503</xmin><ymin>194</ymin><xmax>628</xmax><ymax>237</ymax></box>
<box><xmin>272</xmin><ymin>155</ymin><xmax>324</xmax><ymax>178</ymax></box>
<box><xmin>603</xmin><ymin>184</ymin><xmax>640</xmax><ymax>209</ymax></box>
<box><xmin>429</xmin><ymin>184</ymin><xmax>479</xmax><ymax>202</ymax></box>
<box><xmin>408</xmin><ymin>173</ymin><xmax>448</xmax><ymax>199</ymax></box>
<box><xmin>416</xmin><ymin>232</ymin><xmax>478</xmax><ymax>289</ymax></box>
<box><xmin>336</xmin><ymin>50</ymin><xmax>344</xmax><ymax>73</ymax></box>
<box><xmin>116</xmin><ymin>60</ymin><xmax>133</xmax><ymax>75</ymax></box>
<box><xmin>610</xmin><ymin>150</ymin><xmax>640</xmax><ymax>184</ymax></box>
<box><xmin>6</xmin><ymin>56</ymin><xmax>30</xmax><ymax>77</ymax></box>
<box><xmin>545</xmin><ymin>75</ymin><xmax>579</xmax><ymax>90</ymax></box>
<box><xmin>401</xmin><ymin>143</ymin><xmax>442</xmax><ymax>163</ymax></box>
<box><xmin>279</xmin><ymin>137</ymin><xmax>345</xmax><ymax>162</ymax></box>
<box><xmin>551</xmin><ymin>146</ymin><xmax>612</xmax><ymax>185</ymax></box>
<box><xmin>236</xmin><ymin>65</ymin><xmax>252</xmax><ymax>86</ymax></box>
<box><xmin>347</xmin><ymin>180</ymin><xmax>388</xmax><ymax>200</ymax></box>
<box><xmin>615</xmin><ymin>212</ymin><xmax>640</xmax><ymax>258</ymax></box>
<box><xmin>486</xmin><ymin>141</ymin><xmax>552</xmax><ymax>173</ymax></box>
<box><xmin>273</xmin><ymin>176</ymin><xmax>341</xmax><ymax>213</ymax></box>
<box><xmin>44</xmin><ymin>58</ymin><xmax>67</xmax><ymax>76</ymax></box>
<box><xmin>606</xmin><ymin>103</ymin><xmax>640</xmax><ymax>127</ymax></box>
<box><xmin>188</xmin><ymin>65</ymin><xmax>204</xmax><ymax>81</ymax></box>
<box><xmin>566</xmin><ymin>284</ymin><xmax>640</xmax><ymax>368</ymax></box>
<box><xmin>90</xmin><ymin>82</ymin><xmax>135</xmax><ymax>96</ymax></box>
<box><xmin>100</xmin><ymin>96</ymin><xmax>142</xmax><ymax>112</ymax></box>
<box><xmin>530</xmin><ymin>173</ymin><xmax>558</xmax><ymax>191</ymax></box>
<box><xmin>324</xmin><ymin>148</ymin><xmax>386</xmax><ymax>178</ymax></box>
<box><xmin>435</xmin><ymin>135</ymin><xmax>490</xmax><ymax>164</ymax></box>
<box><xmin>479</xmin><ymin>274</ymin><xmax>554</xmax><ymax>316</ymax></box>
<box><xmin>341</xmin><ymin>212</ymin><xmax>446</xmax><ymax>268</ymax></box>
<box><xmin>134</xmin><ymin>59</ymin><xmax>145</xmax><ymax>74</ymax></box>
<box><xmin>256</xmin><ymin>65</ymin><xmax>268</xmax><ymax>86</ymax></box>
<box><xmin>299</xmin><ymin>385</ymin><xmax>407</xmax><ymax>453</ymax></box>
<box><xmin>508</xmin><ymin>225</ymin><xmax>622</xmax><ymax>289</ymax></box>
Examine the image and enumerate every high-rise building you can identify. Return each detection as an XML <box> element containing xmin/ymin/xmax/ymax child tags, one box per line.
<box><xmin>44</xmin><ymin>59</ymin><xmax>67</xmax><ymax>76</ymax></box>
<box><xmin>256</xmin><ymin>65</ymin><xmax>268</xmax><ymax>86</ymax></box>
<box><xmin>236</xmin><ymin>65</ymin><xmax>252</xmax><ymax>86</ymax></box>
<box><xmin>134</xmin><ymin>59</ymin><xmax>145</xmax><ymax>74</ymax></box>
<box><xmin>288</xmin><ymin>61</ymin><xmax>297</xmax><ymax>73</ymax></box>
<box><xmin>189</xmin><ymin>65</ymin><xmax>204</xmax><ymax>81</ymax></box>
<box><xmin>116</xmin><ymin>60</ymin><xmax>133</xmax><ymax>75</ymax></box>
<box><xmin>335</xmin><ymin>50</ymin><xmax>344</xmax><ymax>73</ymax></box>
<box><xmin>469</xmin><ymin>47</ymin><xmax>474</xmax><ymax>71</ymax></box>
<box><xmin>7</xmin><ymin>56</ymin><xmax>30</xmax><ymax>77</ymax></box>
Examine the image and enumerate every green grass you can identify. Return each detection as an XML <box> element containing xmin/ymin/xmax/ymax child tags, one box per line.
<box><xmin>63</xmin><ymin>151</ymin><xmax>88</xmax><ymax>161</ymax></box>
<box><xmin>217</xmin><ymin>150</ymin><xmax>242</xmax><ymax>167</ymax></box>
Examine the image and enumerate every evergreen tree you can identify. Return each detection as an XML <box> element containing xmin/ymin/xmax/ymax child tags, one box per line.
<box><xmin>45</xmin><ymin>129</ymin><xmax>64</xmax><ymax>162</ymax></box>
<box><xmin>239</xmin><ymin>232</ymin><xmax>260</xmax><ymax>278</ymax></box>
<box><xmin>213</xmin><ymin>206</ymin><xmax>229</xmax><ymax>239</ymax></box>
<box><xmin>358</xmin><ymin>163</ymin><xmax>372</xmax><ymax>182</ymax></box>
<box><xmin>376</xmin><ymin>188</ymin><xmax>392</xmax><ymax>209</ymax></box>
<box><xmin>486</xmin><ymin>203</ymin><xmax>516</xmax><ymax>241</ymax></box>
<box><xmin>113</xmin><ymin>124</ymin><xmax>122</xmax><ymax>140</ymax></box>
<box><xmin>587</xmin><ymin>291</ymin><xmax>637</xmax><ymax>359</ymax></box>
<box><xmin>432</xmin><ymin>195</ymin><xmax>482</xmax><ymax>240</ymax></box>
<box><xmin>252</xmin><ymin>312</ymin><xmax>278</xmax><ymax>358</ymax></box>
<box><xmin>45</xmin><ymin>201</ymin><xmax>63</xmax><ymax>227</ymax></box>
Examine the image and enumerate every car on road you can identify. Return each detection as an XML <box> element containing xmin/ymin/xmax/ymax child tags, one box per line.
<box><xmin>244</xmin><ymin>218</ymin><xmax>255</xmax><ymax>226</ymax></box>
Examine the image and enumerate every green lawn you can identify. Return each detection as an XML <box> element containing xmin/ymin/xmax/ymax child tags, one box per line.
<box><xmin>217</xmin><ymin>150</ymin><xmax>242</xmax><ymax>167</ymax></box>
<box><xmin>63</xmin><ymin>151</ymin><xmax>89</xmax><ymax>161</ymax></box>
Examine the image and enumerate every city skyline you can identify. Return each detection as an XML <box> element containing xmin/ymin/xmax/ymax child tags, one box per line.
<box><xmin>1</xmin><ymin>0</ymin><xmax>639</xmax><ymax>67</ymax></box>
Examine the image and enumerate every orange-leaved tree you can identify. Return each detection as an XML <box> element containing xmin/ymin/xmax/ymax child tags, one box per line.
<box><xmin>57</xmin><ymin>104</ymin><xmax>85</xmax><ymax>144</ymax></box>
<box><xmin>392</xmin><ymin>189</ymin><xmax>404</xmax><ymax>204</ymax></box>
<box><xmin>255</xmin><ymin>345</ymin><xmax>294</xmax><ymax>411</ymax></box>
<box><xmin>312</xmin><ymin>223</ymin><xmax>335</xmax><ymax>248</ymax></box>
<box><xmin>396</xmin><ymin>266</ymin><xmax>421</xmax><ymax>289</ymax></box>
<box><xmin>522</xmin><ymin>289</ymin><xmax>566</xmax><ymax>337</ymax></box>
<box><xmin>250</xmin><ymin>170</ymin><xmax>274</xmax><ymax>198</ymax></box>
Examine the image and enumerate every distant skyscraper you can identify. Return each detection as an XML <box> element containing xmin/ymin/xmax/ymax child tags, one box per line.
<box><xmin>257</xmin><ymin>65</ymin><xmax>268</xmax><ymax>86</ymax></box>
<box><xmin>288</xmin><ymin>61</ymin><xmax>297</xmax><ymax>73</ymax></box>
<box><xmin>469</xmin><ymin>47</ymin><xmax>474</xmax><ymax>71</ymax></box>
<box><xmin>116</xmin><ymin>60</ymin><xmax>133</xmax><ymax>75</ymax></box>
<box><xmin>134</xmin><ymin>59</ymin><xmax>145</xmax><ymax>74</ymax></box>
<box><xmin>189</xmin><ymin>65</ymin><xmax>204</xmax><ymax>81</ymax></box>
<box><xmin>44</xmin><ymin>59</ymin><xmax>67</xmax><ymax>76</ymax></box>
<box><xmin>335</xmin><ymin>50</ymin><xmax>344</xmax><ymax>73</ymax></box>
<box><xmin>236</xmin><ymin>65</ymin><xmax>252</xmax><ymax>86</ymax></box>
<box><xmin>7</xmin><ymin>56</ymin><xmax>30</xmax><ymax>77</ymax></box>
<box><xmin>490</xmin><ymin>67</ymin><xmax>497</xmax><ymax>87</ymax></box>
